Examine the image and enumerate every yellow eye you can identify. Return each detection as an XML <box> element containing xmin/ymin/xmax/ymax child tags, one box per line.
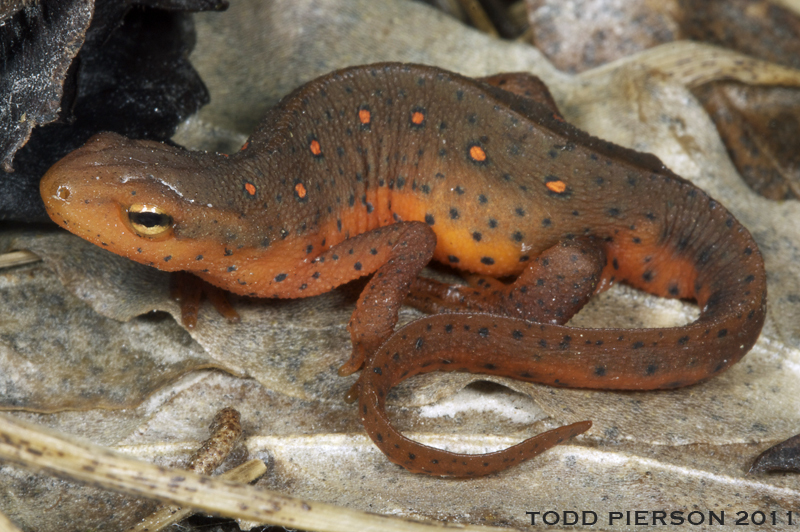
<box><xmin>127</xmin><ymin>204</ymin><xmax>173</xmax><ymax>237</ymax></box>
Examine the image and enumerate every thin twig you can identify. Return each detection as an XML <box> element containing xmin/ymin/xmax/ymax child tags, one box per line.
<box><xmin>0</xmin><ymin>413</ymin><xmax>509</xmax><ymax>532</ymax></box>
<box><xmin>126</xmin><ymin>459</ymin><xmax>268</xmax><ymax>532</ymax></box>
<box><xmin>0</xmin><ymin>250</ymin><xmax>40</xmax><ymax>270</ymax></box>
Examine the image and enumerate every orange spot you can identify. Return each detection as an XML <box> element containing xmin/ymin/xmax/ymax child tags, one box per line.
<box><xmin>295</xmin><ymin>183</ymin><xmax>307</xmax><ymax>198</ymax></box>
<box><xmin>411</xmin><ymin>111</ymin><xmax>425</xmax><ymax>125</ymax></box>
<box><xmin>545</xmin><ymin>180</ymin><xmax>567</xmax><ymax>193</ymax></box>
<box><xmin>552</xmin><ymin>112</ymin><xmax>565</xmax><ymax>122</ymax></box>
<box><xmin>469</xmin><ymin>145</ymin><xmax>487</xmax><ymax>162</ymax></box>
<box><xmin>241</xmin><ymin>141</ymin><xmax>250</xmax><ymax>151</ymax></box>
<box><xmin>359</xmin><ymin>109</ymin><xmax>371</xmax><ymax>124</ymax></box>
<box><xmin>244</xmin><ymin>182</ymin><xmax>256</xmax><ymax>196</ymax></box>
<box><xmin>310</xmin><ymin>139</ymin><xmax>322</xmax><ymax>156</ymax></box>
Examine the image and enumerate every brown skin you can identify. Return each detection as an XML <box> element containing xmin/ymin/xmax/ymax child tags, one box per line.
<box><xmin>41</xmin><ymin>63</ymin><xmax>766</xmax><ymax>477</ymax></box>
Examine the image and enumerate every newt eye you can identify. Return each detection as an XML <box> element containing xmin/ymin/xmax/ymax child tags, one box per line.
<box><xmin>127</xmin><ymin>204</ymin><xmax>173</xmax><ymax>237</ymax></box>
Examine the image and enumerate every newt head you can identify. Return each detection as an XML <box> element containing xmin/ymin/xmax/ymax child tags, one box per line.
<box><xmin>40</xmin><ymin>132</ymin><xmax>263</xmax><ymax>272</ymax></box>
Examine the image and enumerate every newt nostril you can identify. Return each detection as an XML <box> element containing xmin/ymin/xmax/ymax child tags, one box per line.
<box><xmin>56</xmin><ymin>185</ymin><xmax>71</xmax><ymax>201</ymax></box>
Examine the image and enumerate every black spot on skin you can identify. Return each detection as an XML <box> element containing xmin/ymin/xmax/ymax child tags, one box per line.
<box><xmin>275</xmin><ymin>273</ymin><xmax>287</xmax><ymax>282</ymax></box>
<box><xmin>633</xmin><ymin>341</ymin><xmax>644</xmax><ymax>349</ymax></box>
<box><xmin>512</xmin><ymin>330</ymin><xmax>523</xmax><ymax>340</ymax></box>
<box><xmin>488</xmin><ymin>219</ymin><xmax>498</xmax><ymax>228</ymax></box>
<box><xmin>542</xmin><ymin>218</ymin><xmax>552</xmax><ymax>227</ymax></box>
<box><xmin>607</xmin><ymin>207</ymin><xmax>620</xmax><ymax>217</ymax></box>
<box><xmin>642</xmin><ymin>271</ymin><xmax>653</xmax><ymax>282</ymax></box>
<box><xmin>515</xmin><ymin>207</ymin><xmax>525</xmax><ymax>217</ymax></box>
<box><xmin>373</xmin><ymin>367</ymin><xmax>382</xmax><ymax>375</ymax></box>
<box><xmin>512</xmin><ymin>231</ymin><xmax>523</xmax><ymax>242</ymax></box>
<box><xmin>668</xmin><ymin>284</ymin><xmax>680</xmax><ymax>296</ymax></box>
<box><xmin>415</xmin><ymin>337</ymin><xmax>424</xmax><ymax>350</ymax></box>
<box><xmin>445</xmin><ymin>324</ymin><xmax>453</xmax><ymax>333</ymax></box>
<box><xmin>227</xmin><ymin>265</ymin><xmax>236</xmax><ymax>272</ymax></box>
<box><xmin>595</xmin><ymin>366</ymin><xmax>606</xmax><ymax>376</ymax></box>
<box><xmin>450</xmin><ymin>208</ymin><xmax>460</xmax><ymax>219</ymax></box>
<box><xmin>717</xmin><ymin>329</ymin><xmax>728</xmax><ymax>338</ymax></box>
<box><xmin>744</xmin><ymin>247</ymin><xmax>753</xmax><ymax>255</ymax></box>
<box><xmin>745</xmin><ymin>274</ymin><xmax>755</xmax><ymax>283</ymax></box>
<box><xmin>425</xmin><ymin>213</ymin><xmax>435</xmax><ymax>225</ymax></box>
<box><xmin>612</xmin><ymin>258</ymin><xmax>619</xmax><ymax>270</ymax></box>
<box><xmin>478</xmin><ymin>327</ymin><xmax>489</xmax><ymax>338</ymax></box>
<box><xmin>448</xmin><ymin>255</ymin><xmax>459</xmax><ymax>263</ymax></box>
<box><xmin>473</xmin><ymin>232</ymin><xmax>482</xmax><ymax>242</ymax></box>
<box><xmin>196</xmin><ymin>255</ymin><xmax>203</xmax><ymax>260</ymax></box>
<box><xmin>481</xmin><ymin>257</ymin><xmax>495</xmax><ymax>265</ymax></box>
<box><xmin>646</xmin><ymin>364</ymin><xmax>658</xmax><ymax>375</ymax></box>
<box><xmin>454</xmin><ymin>186</ymin><xmax>465</xmax><ymax>195</ymax></box>
<box><xmin>354</xmin><ymin>262</ymin><xmax>362</xmax><ymax>271</ymax></box>
<box><xmin>539</xmin><ymin>339</ymin><xmax>547</xmax><ymax>348</ymax></box>
<box><xmin>224</xmin><ymin>248</ymin><xmax>233</xmax><ymax>256</ymax></box>
<box><xmin>478</xmin><ymin>194</ymin><xmax>487</xmax><ymax>204</ymax></box>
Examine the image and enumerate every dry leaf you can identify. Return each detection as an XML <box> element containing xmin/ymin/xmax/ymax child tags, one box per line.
<box><xmin>525</xmin><ymin>0</ymin><xmax>800</xmax><ymax>200</ymax></box>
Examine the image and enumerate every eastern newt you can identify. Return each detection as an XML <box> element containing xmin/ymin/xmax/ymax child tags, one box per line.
<box><xmin>40</xmin><ymin>63</ymin><xmax>766</xmax><ymax>477</ymax></box>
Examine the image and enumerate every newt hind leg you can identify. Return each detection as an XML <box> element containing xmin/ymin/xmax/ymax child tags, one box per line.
<box><xmin>408</xmin><ymin>238</ymin><xmax>606</xmax><ymax>324</ymax></box>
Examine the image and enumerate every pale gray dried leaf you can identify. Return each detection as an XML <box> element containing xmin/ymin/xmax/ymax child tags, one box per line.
<box><xmin>0</xmin><ymin>242</ymin><xmax>218</xmax><ymax>412</ymax></box>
